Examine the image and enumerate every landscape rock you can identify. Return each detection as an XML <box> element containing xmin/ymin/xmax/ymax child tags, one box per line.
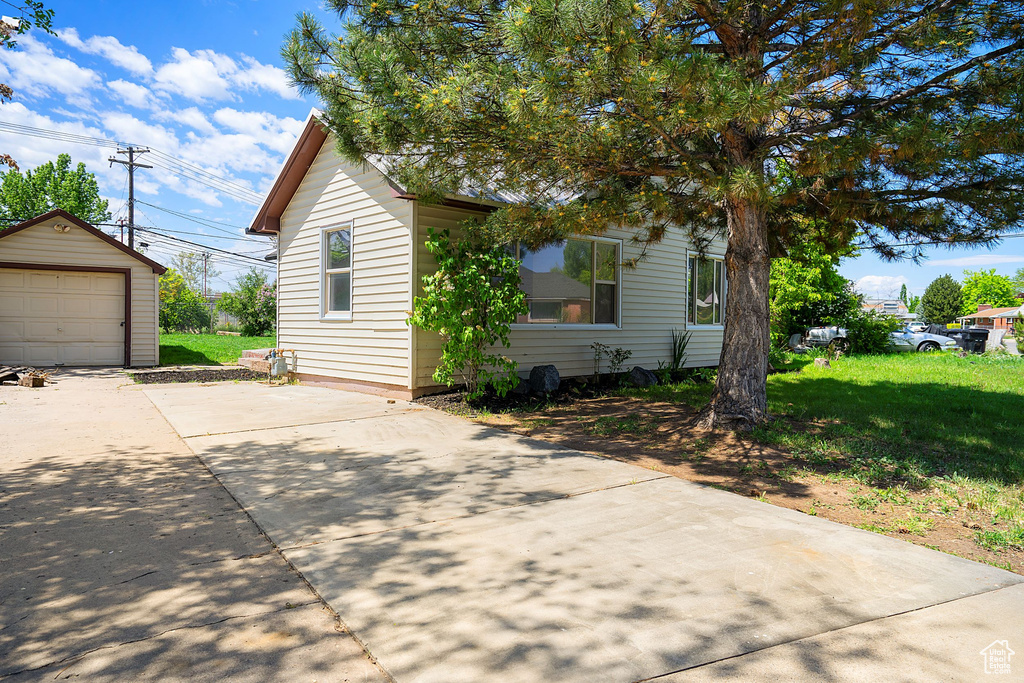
<box><xmin>511</xmin><ymin>378</ymin><xmax>530</xmax><ymax>395</ymax></box>
<box><xmin>628</xmin><ymin>366</ymin><xmax>658</xmax><ymax>387</ymax></box>
<box><xmin>813</xmin><ymin>358</ymin><xmax>831</xmax><ymax>369</ymax></box>
<box><xmin>529</xmin><ymin>365</ymin><xmax>560</xmax><ymax>394</ymax></box>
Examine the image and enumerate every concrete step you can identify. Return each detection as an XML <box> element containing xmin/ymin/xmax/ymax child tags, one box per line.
<box><xmin>240</xmin><ymin>348</ymin><xmax>274</xmax><ymax>360</ymax></box>
<box><xmin>237</xmin><ymin>357</ymin><xmax>271</xmax><ymax>373</ymax></box>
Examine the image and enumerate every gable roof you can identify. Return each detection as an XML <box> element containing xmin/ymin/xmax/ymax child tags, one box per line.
<box><xmin>961</xmin><ymin>306</ymin><xmax>1021</xmax><ymax>319</ymax></box>
<box><xmin>0</xmin><ymin>209</ymin><xmax>167</xmax><ymax>274</ymax></box>
<box><xmin>247</xmin><ymin>109</ymin><xmax>523</xmax><ymax>236</ymax></box>
<box><xmin>248</xmin><ymin>110</ymin><xmax>329</xmax><ymax>235</ymax></box>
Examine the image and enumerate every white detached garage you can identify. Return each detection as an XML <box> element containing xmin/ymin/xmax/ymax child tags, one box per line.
<box><xmin>0</xmin><ymin>209</ymin><xmax>165</xmax><ymax>368</ymax></box>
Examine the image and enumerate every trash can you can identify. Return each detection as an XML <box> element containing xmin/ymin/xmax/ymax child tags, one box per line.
<box><xmin>963</xmin><ymin>328</ymin><xmax>989</xmax><ymax>353</ymax></box>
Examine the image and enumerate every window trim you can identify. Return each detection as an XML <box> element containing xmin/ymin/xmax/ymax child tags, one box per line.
<box><xmin>686</xmin><ymin>251</ymin><xmax>727</xmax><ymax>328</ymax></box>
<box><xmin>511</xmin><ymin>235</ymin><xmax>623</xmax><ymax>330</ymax></box>
<box><xmin>319</xmin><ymin>222</ymin><xmax>354</xmax><ymax>321</ymax></box>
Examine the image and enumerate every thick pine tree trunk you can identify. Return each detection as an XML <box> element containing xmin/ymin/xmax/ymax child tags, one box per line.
<box><xmin>697</xmin><ymin>195</ymin><xmax>771</xmax><ymax>430</ymax></box>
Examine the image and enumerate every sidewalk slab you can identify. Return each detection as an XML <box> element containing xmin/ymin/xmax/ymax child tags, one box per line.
<box><xmin>665</xmin><ymin>582</ymin><xmax>1024</xmax><ymax>682</ymax></box>
<box><xmin>141</xmin><ymin>381</ymin><xmax>418</xmax><ymax>438</ymax></box>
<box><xmin>143</xmin><ymin>382</ymin><xmax>1024</xmax><ymax>683</ymax></box>
<box><xmin>285</xmin><ymin>476</ymin><xmax>1019</xmax><ymax>683</ymax></box>
<box><xmin>1</xmin><ymin>371</ymin><xmax>383</xmax><ymax>682</ymax></box>
<box><xmin>186</xmin><ymin>414</ymin><xmax>665</xmax><ymax>546</ymax></box>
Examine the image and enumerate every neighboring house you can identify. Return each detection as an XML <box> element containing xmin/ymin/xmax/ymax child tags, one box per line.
<box><xmin>862</xmin><ymin>298</ymin><xmax>915</xmax><ymax>321</ymax></box>
<box><xmin>0</xmin><ymin>209</ymin><xmax>165</xmax><ymax>367</ymax></box>
<box><xmin>246</xmin><ymin>111</ymin><xmax>727</xmax><ymax>399</ymax></box>
<box><xmin>958</xmin><ymin>304</ymin><xmax>1021</xmax><ymax>331</ymax></box>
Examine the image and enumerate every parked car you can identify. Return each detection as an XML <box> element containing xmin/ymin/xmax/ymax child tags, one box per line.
<box><xmin>888</xmin><ymin>327</ymin><xmax>959</xmax><ymax>352</ymax></box>
<box><xmin>801</xmin><ymin>326</ymin><xmax>851</xmax><ymax>353</ymax></box>
<box><xmin>798</xmin><ymin>325</ymin><xmax>958</xmax><ymax>353</ymax></box>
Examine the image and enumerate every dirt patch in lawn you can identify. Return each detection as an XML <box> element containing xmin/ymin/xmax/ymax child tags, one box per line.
<box><xmin>460</xmin><ymin>395</ymin><xmax>1023</xmax><ymax>575</ymax></box>
<box><xmin>129</xmin><ymin>367</ymin><xmax>266</xmax><ymax>384</ymax></box>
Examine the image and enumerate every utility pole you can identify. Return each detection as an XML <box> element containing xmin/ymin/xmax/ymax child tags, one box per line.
<box><xmin>202</xmin><ymin>252</ymin><xmax>210</xmax><ymax>298</ymax></box>
<box><xmin>108</xmin><ymin>146</ymin><xmax>152</xmax><ymax>250</ymax></box>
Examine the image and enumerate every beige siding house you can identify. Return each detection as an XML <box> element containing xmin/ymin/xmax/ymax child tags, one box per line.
<box><xmin>0</xmin><ymin>209</ymin><xmax>165</xmax><ymax>368</ymax></box>
<box><xmin>249</xmin><ymin>112</ymin><xmax>726</xmax><ymax>399</ymax></box>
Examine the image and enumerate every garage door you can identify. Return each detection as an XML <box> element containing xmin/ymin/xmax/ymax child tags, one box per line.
<box><xmin>0</xmin><ymin>268</ymin><xmax>125</xmax><ymax>366</ymax></box>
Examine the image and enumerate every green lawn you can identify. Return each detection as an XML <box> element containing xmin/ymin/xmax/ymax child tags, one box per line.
<box><xmin>620</xmin><ymin>352</ymin><xmax>1024</xmax><ymax>559</ymax></box>
<box><xmin>159</xmin><ymin>333</ymin><xmax>275</xmax><ymax>366</ymax></box>
<box><xmin>629</xmin><ymin>353</ymin><xmax>1024</xmax><ymax>486</ymax></box>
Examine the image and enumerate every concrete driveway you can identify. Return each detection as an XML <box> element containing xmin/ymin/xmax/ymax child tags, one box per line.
<box><xmin>0</xmin><ymin>370</ymin><xmax>383</xmax><ymax>682</ymax></box>
<box><xmin>143</xmin><ymin>381</ymin><xmax>1024</xmax><ymax>682</ymax></box>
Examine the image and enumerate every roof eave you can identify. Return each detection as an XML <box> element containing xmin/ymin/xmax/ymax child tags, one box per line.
<box><xmin>247</xmin><ymin>109</ymin><xmax>329</xmax><ymax>236</ymax></box>
<box><xmin>0</xmin><ymin>209</ymin><xmax>167</xmax><ymax>274</ymax></box>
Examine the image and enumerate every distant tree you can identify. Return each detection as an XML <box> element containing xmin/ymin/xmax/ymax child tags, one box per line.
<box><xmin>960</xmin><ymin>269</ymin><xmax>1018</xmax><ymax>315</ymax></box>
<box><xmin>920</xmin><ymin>275</ymin><xmax>963</xmax><ymax>325</ymax></box>
<box><xmin>907</xmin><ymin>295</ymin><xmax>921</xmax><ymax>315</ymax></box>
<box><xmin>170</xmin><ymin>252</ymin><xmax>221</xmax><ymax>296</ymax></box>
<box><xmin>1</xmin><ymin>4</ymin><xmax>54</xmax><ymax>170</ymax></box>
<box><xmin>769</xmin><ymin>241</ymin><xmax>859</xmax><ymax>347</ymax></box>
<box><xmin>0</xmin><ymin>154</ymin><xmax>109</xmax><ymax>226</ymax></box>
<box><xmin>158</xmin><ymin>268</ymin><xmax>211</xmax><ymax>333</ymax></box>
<box><xmin>899</xmin><ymin>284</ymin><xmax>908</xmax><ymax>305</ymax></box>
<box><xmin>1011</xmin><ymin>268</ymin><xmax>1024</xmax><ymax>297</ymax></box>
<box><xmin>286</xmin><ymin>0</ymin><xmax>1024</xmax><ymax>430</ymax></box>
<box><xmin>218</xmin><ymin>269</ymin><xmax>276</xmax><ymax>337</ymax></box>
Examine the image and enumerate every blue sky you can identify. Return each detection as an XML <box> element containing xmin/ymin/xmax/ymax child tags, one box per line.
<box><xmin>0</xmin><ymin>0</ymin><xmax>323</xmax><ymax>290</ymax></box>
<box><xmin>1</xmin><ymin>1</ymin><xmax>1022</xmax><ymax>294</ymax></box>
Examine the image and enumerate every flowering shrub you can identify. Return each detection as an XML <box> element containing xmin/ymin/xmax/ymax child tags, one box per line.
<box><xmin>218</xmin><ymin>269</ymin><xmax>276</xmax><ymax>337</ymax></box>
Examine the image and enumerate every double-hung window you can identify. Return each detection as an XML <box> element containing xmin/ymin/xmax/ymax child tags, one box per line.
<box><xmin>515</xmin><ymin>238</ymin><xmax>620</xmax><ymax>325</ymax></box>
<box><xmin>321</xmin><ymin>223</ymin><xmax>352</xmax><ymax>319</ymax></box>
<box><xmin>687</xmin><ymin>255</ymin><xmax>725</xmax><ymax>326</ymax></box>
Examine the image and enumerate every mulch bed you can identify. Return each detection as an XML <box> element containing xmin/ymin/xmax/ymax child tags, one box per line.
<box><xmin>129</xmin><ymin>367</ymin><xmax>266</xmax><ymax>384</ymax></box>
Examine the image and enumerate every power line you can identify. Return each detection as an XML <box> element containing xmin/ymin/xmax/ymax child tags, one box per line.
<box><xmin>135</xmin><ymin>226</ymin><xmax>274</xmax><ymax>267</ymax></box>
<box><xmin>0</xmin><ymin>120</ymin><xmax>266</xmax><ymax>205</ymax></box>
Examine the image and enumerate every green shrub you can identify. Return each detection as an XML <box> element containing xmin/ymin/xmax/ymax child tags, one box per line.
<box><xmin>843</xmin><ymin>310</ymin><xmax>902</xmax><ymax>354</ymax></box>
<box><xmin>218</xmin><ymin>269</ymin><xmax>276</xmax><ymax>337</ymax></box>
<box><xmin>409</xmin><ymin>227</ymin><xmax>528</xmax><ymax>400</ymax></box>
<box><xmin>159</xmin><ymin>269</ymin><xmax>211</xmax><ymax>333</ymax></box>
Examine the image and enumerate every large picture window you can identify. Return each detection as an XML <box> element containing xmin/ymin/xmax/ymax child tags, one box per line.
<box><xmin>322</xmin><ymin>224</ymin><xmax>352</xmax><ymax>318</ymax></box>
<box><xmin>687</xmin><ymin>255</ymin><xmax>725</xmax><ymax>325</ymax></box>
<box><xmin>516</xmin><ymin>238</ymin><xmax>619</xmax><ymax>325</ymax></box>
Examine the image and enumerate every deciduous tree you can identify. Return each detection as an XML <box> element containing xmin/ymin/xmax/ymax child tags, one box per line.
<box><xmin>960</xmin><ymin>268</ymin><xmax>1018</xmax><ymax>314</ymax></box>
<box><xmin>285</xmin><ymin>0</ymin><xmax>1024</xmax><ymax>428</ymax></box>
<box><xmin>0</xmin><ymin>153</ymin><xmax>109</xmax><ymax>225</ymax></box>
<box><xmin>218</xmin><ymin>269</ymin><xmax>276</xmax><ymax>337</ymax></box>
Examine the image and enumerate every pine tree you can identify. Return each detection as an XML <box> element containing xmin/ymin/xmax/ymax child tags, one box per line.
<box><xmin>920</xmin><ymin>275</ymin><xmax>963</xmax><ymax>325</ymax></box>
<box><xmin>284</xmin><ymin>0</ymin><xmax>1024</xmax><ymax>429</ymax></box>
<box><xmin>899</xmin><ymin>284</ymin><xmax>908</xmax><ymax>305</ymax></box>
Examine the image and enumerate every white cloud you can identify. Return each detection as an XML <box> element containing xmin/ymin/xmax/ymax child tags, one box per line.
<box><xmin>151</xmin><ymin>48</ymin><xmax>300</xmax><ymax>103</ymax></box>
<box><xmin>856</xmin><ymin>275</ymin><xmax>910</xmax><ymax>298</ymax></box>
<box><xmin>107</xmin><ymin>79</ymin><xmax>155</xmax><ymax>109</ymax></box>
<box><xmin>928</xmin><ymin>254</ymin><xmax>1024</xmax><ymax>267</ymax></box>
<box><xmin>234</xmin><ymin>56</ymin><xmax>300</xmax><ymax>100</ymax></box>
<box><xmin>101</xmin><ymin>112</ymin><xmax>179</xmax><ymax>150</ymax></box>
<box><xmin>153</xmin><ymin>48</ymin><xmax>236</xmax><ymax>101</ymax></box>
<box><xmin>0</xmin><ymin>102</ymin><xmax>118</xmax><ymax>186</ymax></box>
<box><xmin>0</xmin><ymin>34</ymin><xmax>100</xmax><ymax>99</ymax></box>
<box><xmin>58</xmin><ymin>28</ymin><xmax>153</xmax><ymax>76</ymax></box>
<box><xmin>212</xmin><ymin>107</ymin><xmax>304</xmax><ymax>152</ymax></box>
<box><xmin>153</xmin><ymin>106</ymin><xmax>217</xmax><ymax>135</ymax></box>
